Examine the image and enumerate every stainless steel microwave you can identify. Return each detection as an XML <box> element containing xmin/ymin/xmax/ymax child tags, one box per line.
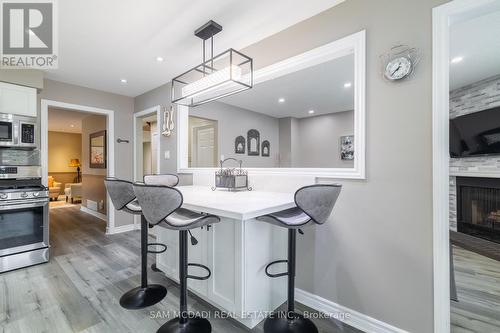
<box><xmin>0</xmin><ymin>113</ymin><xmax>37</xmax><ymax>148</ymax></box>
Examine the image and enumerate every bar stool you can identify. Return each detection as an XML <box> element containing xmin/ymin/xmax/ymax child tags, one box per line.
<box><xmin>133</xmin><ymin>183</ymin><xmax>220</xmax><ymax>333</ymax></box>
<box><xmin>143</xmin><ymin>174</ymin><xmax>180</xmax><ymax>272</ymax></box>
<box><xmin>257</xmin><ymin>184</ymin><xmax>342</xmax><ymax>333</ymax></box>
<box><xmin>104</xmin><ymin>178</ymin><xmax>167</xmax><ymax>309</ymax></box>
<box><xmin>144</xmin><ymin>174</ymin><xmax>180</xmax><ymax>187</ymax></box>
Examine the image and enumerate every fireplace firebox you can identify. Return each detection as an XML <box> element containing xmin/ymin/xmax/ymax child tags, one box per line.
<box><xmin>457</xmin><ymin>176</ymin><xmax>500</xmax><ymax>244</ymax></box>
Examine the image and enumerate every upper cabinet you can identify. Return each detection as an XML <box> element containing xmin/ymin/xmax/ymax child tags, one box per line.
<box><xmin>0</xmin><ymin>82</ymin><xmax>37</xmax><ymax>117</ymax></box>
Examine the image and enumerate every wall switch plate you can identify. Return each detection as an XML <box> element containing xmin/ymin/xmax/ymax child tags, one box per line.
<box><xmin>164</xmin><ymin>150</ymin><xmax>170</xmax><ymax>159</ymax></box>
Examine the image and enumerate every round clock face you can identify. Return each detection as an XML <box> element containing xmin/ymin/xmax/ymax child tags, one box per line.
<box><xmin>384</xmin><ymin>56</ymin><xmax>412</xmax><ymax>81</ymax></box>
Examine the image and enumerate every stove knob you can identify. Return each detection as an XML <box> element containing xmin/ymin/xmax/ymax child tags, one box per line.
<box><xmin>21</xmin><ymin>192</ymin><xmax>28</xmax><ymax>198</ymax></box>
<box><xmin>32</xmin><ymin>192</ymin><xmax>40</xmax><ymax>197</ymax></box>
<box><xmin>0</xmin><ymin>193</ymin><xmax>7</xmax><ymax>199</ymax></box>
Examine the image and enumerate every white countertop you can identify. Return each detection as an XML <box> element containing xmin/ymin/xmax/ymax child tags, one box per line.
<box><xmin>176</xmin><ymin>186</ymin><xmax>295</xmax><ymax>220</ymax></box>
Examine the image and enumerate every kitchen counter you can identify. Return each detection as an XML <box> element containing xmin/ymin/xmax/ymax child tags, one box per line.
<box><xmin>156</xmin><ymin>186</ymin><xmax>294</xmax><ymax>328</ymax></box>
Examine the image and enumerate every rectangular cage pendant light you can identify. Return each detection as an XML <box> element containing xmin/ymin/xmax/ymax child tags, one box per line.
<box><xmin>171</xmin><ymin>21</ymin><xmax>253</xmax><ymax>107</ymax></box>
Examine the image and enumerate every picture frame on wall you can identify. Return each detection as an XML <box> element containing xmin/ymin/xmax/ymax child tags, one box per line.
<box><xmin>247</xmin><ymin>129</ymin><xmax>260</xmax><ymax>156</ymax></box>
<box><xmin>235</xmin><ymin>135</ymin><xmax>245</xmax><ymax>154</ymax></box>
<box><xmin>90</xmin><ymin>130</ymin><xmax>107</xmax><ymax>168</ymax></box>
<box><xmin>262</xmin><ymin>140</ymin><xmax>270</xmax><ymax>157</ymax></box>
<box><xmin>340</xmin><ymin>135</ymin><xmax>354</xmax><ymax>160</ymax></box>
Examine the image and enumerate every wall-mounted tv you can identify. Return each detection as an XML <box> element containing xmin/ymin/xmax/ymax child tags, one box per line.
<box><xmin>450</xmin><ymin>106</ymin><xmax>500</xmax><ymax>158</ymax></box>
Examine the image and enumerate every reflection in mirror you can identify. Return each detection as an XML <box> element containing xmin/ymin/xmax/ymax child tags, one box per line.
<box><xmin>188</xmin><ymin>53</ymin><xmax>355</xmax><ymax>168</ymax></box>
<box><xmin>188</xmin><ymin>116</ymin><xmax>218</xmax><ymax>167</ymax></box>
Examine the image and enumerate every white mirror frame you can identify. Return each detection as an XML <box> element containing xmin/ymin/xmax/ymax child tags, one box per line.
<box><xmin>177</xmin><ymin>30</ymin><xmax>366</xmax><ymax>179</ymax></box>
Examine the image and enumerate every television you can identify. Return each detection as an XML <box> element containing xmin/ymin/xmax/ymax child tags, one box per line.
<box><xmin>450</xmin><ymin>106</ymin><xmax>500</xmax><ymax>158</ymax></box>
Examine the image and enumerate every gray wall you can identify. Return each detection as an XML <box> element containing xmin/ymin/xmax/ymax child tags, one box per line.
<box><xmin>190</xmin><ymin>101</ymin><xmax>280</xmax><ymax>168</ymax></box>
<box><xmin>280</xmin><ymin>111</ymin><xmax>354</xmax><ymax>168</ymax></box>
<box><xmin>241</xmin><ymin>1</ymin><xmax>447</xmax><ymax>332</ymax></box>
<box><xmin>135</xmin><ymin>1</ymin><xmax>448</xmax><ymax>331</ymax></box>
<box><xmin>40</xmin><ymin>79</ymin><xmax>135</xmax><ymax>227</ymax></box>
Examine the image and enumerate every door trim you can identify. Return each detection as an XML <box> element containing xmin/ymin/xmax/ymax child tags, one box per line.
<box><xmin>133</xmin><ymin>105</ymin><xmax>161</xmax><ymax>227</ymax></box>
<box><xmin>41</xmin><ymin>99</ymin><xmax>115</xmax><ymax>234</ymax></box>
<box><xmin>432</xmin><ymin>0</ymin><xmax>496</xmax><ymax>331</ymax></box>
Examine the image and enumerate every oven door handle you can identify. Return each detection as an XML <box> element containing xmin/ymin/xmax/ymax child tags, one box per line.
<box><xmin>0</xmin><ymin>200</ymin><xmax>48</xmax><ymax>211</ymax></box>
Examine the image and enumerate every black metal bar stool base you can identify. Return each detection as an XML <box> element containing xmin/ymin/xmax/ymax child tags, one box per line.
<box><xmin>157</xmin><ymin>317</ymin><xmax>211</xmax><ymax>333</ymax></box>
<box><xmin>119</xmin><ymin>284</ymin><xmax>167</xmax><ymax>309</ymax></box>
<box><xmin>264</xmin><ymin>312</ymin><xmax>318</xmax><ymax>333</ymax></box>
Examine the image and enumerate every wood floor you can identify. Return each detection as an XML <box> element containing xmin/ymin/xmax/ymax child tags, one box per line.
<box><xmin>0</xmin><ymin>207</ymin><xmax>360</xmax><ymax>333</ymax></box>
<box><xmin>451</xmin><ymin>245</ymin><xmax>500</xmax><ymax>333</ymax></box>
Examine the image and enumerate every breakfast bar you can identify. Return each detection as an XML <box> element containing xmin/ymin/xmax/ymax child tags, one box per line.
<box><xmin>155</xmin><ymin>186</ymin><xmax>295</xmax><ymax>329</ymax></box>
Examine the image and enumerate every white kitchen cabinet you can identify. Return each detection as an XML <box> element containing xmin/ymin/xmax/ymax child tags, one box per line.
<box><xmin>0</xmin><ymin>82</ymin><xmax>37</xmax><ymax>117</ymax></box>
<box><xmin>156</xmin><ymin>219</ymin><xmax>239</xmax><ymax>313</ymax></box>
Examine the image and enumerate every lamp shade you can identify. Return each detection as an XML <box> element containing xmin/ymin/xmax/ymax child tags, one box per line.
<box><xmin>69</xmin><ymin>159</ymin><xmax>81</xmax><ymax>167</ymax></box>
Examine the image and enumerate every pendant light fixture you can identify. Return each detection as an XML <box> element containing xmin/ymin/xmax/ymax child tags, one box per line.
<box><xmin>171</xmin><ymin>20</ymin><xmax>253</xmax><ymax>107</ymax></box>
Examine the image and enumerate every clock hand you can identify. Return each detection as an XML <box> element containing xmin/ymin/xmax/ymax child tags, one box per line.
<box><xmin>391</xmin><ymin>64</ymin><xmax>401</xmax><ymax>76</ymax></box>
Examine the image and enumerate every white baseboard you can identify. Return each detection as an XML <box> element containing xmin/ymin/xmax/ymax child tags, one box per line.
<box><xmin>106</xmin><ymin>223</ymin><xmax>140</xmax><ymax>235</ymax></box>
<box><xmin>80</xmin><ymin>206</ymin><xmax>107</xmax><ymax>222</ymax></box>
<box><xmin>295</xmin><ymin>288</ymin><xmax>408</xmax><ymax>333</ymax></box>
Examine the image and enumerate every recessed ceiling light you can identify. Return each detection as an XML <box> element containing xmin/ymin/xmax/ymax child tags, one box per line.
<box><xmin>156</xmin><ymin>56</ymin><xmax>164</xmax><ymax>62</ymax></box>
<box><xmin>308</xmin><ymin>110</ymin><xmax>315</xmax><ymax>114</ymax></box>
<box><xmin>120</xmin><ymin>78</ymin><xmax>127</xmax><ymax>84</ymax></box>
<box><xmin>70</xmin><ymin>124</ymin><xmax>75</xmax><ymax>128</ymax></box>
<box><xmin>451</xmin><ymin>56</ymin><xmax>463</xmax><ymax>64</ymax></box>
<box><xmin>344</xmin><ymin>82</ymin><xmax>352</xmax><ymax>88</ymax></box>
<box><xmin>278</xmin><ymin>98</ymin><xmax>285</xmax><ymax>103</ymax></box>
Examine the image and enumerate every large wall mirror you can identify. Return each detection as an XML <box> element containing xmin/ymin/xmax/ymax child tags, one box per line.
<box><xmin>177</xmin><ymin>30</ymin><xmax>365</xmax><ymax>179</ymax></box>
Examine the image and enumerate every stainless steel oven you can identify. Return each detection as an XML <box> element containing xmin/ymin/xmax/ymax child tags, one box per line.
<box><xmin>0</xmin><ymin>113</ymin><xmax>37</xmax><ymax>148</ymax></box>
<box><xmin>0</xmin><ymin>178</ymin><xmax>49</xmax><ymax>273</ymax></box>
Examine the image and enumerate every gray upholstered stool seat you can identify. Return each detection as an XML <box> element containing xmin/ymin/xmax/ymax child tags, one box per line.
<box><xmin>257</xmin><ymin>207</ymin><xmax>312</xmax><ymax>228</ymax></box>
<box><xmin>125</xmin><ymin>199</ymin><xmax>142</xmax><ymax>213</ymax></box>
<box><xmin>144</xmin><ymin>174</ymin><xmax>179</xmax><ymax>187</ymax></box>
<box><xmin>133</xmin><ymin>183</ymin><xmax>219</xmax><ymax>333</ymax></box>
<box><xmin>257</xmin><ymin>184</ymin><xmax>342</xmax><ymax>333</ymax></box>
<box><xmin>104</xmin><ymin>178</ymin><xmax>167</xmax><ymax>310</ymax></box>
<box><xmin>161</xmin><ymin>208</ymin><xmax>218</xmax><ymax>230</ymax></box>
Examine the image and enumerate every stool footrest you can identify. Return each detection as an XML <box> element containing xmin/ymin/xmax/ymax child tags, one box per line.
<box><xmin>147</xmin><ymin>242</ymin><xmax>167</xmax><ymax>254</ymax></box>
<box><xmin>187</xmin><ymin>263</ymin><xmax>211</xmax><ymax>280</ymax></box>
<box><xmin>265</xmin><ymin>260</ymin><xmax>288</xmax><ymax>278</ymax></box>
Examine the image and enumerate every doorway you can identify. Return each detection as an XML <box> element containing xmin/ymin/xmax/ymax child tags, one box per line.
<box><xmin>41</xmin><ymin>100</ymin><xmax>115</xmax><ymax>233</ymax></box>
<box><xmin>133</xmin><ymin>106</ymin><xmax>161</xmax><ymax>229</ymax></box>
<box><xmin>134</xmin><ymin>106</ymin><xmax>161</xmax><ymax>182</ymax></box>
<box><xmin>433</xmin><ymin>0</ymin><xmax>500</xmax><ymax>331</ymax></box>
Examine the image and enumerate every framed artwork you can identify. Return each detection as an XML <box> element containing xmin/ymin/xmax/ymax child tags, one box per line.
<box><xmin>262</xmin><ymin>140</ymin><xmax>270</xmax><ymax>157</ymax></box>
<box><xmin>235</xmin><ymin>136</ymin><xmax>245</xmax><ymax>154</ymax></box>
<box><xmin>340</xmin><ymin>135</ymin><xmax>354</xmax><ymax>160</ymax></box>
<box><xmin>90</xmin><ymin>130</ymin><xmax>107</xmax><ymax>168</ymax></box>
<box><xmin>247</xmin><ymin>129</ymin><xmax>260</xmax><ymax>156</ymax></box>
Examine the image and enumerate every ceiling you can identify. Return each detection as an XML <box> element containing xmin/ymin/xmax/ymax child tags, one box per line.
<box><xmin>450</xmin><ymin>9</ymin><xmax>500</xmax><ymax>90</ymax></box>
<box><xmin>220</xmin><ymin>53</ymin><xmax>354</xmax><ymax>119</ymax></box>
<box><xmin>48</xmin><ymin>108</ymin><xmax>90</xmax><ymax>133</ymax></box>
<box><xmin>45</xmin><ymin>0</ymin><xmax>345</xmax><ymax>97</ymax></box>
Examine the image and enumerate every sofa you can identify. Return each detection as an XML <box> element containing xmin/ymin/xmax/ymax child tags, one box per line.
<box><xmin>47</xmin><ymin>176</ymin><xmax>62</xmax><ymax>201</ymax></box>
<box><xmin>65</xmin><ymin>183</ymin><xmax>82</xmax><ymax>203</ymax></box>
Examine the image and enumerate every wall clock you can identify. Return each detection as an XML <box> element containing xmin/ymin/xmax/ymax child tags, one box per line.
<box><xmin>381</xmin><ymin>44</ymin><xmax>420</xmax><ymax>82</ymax></box>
